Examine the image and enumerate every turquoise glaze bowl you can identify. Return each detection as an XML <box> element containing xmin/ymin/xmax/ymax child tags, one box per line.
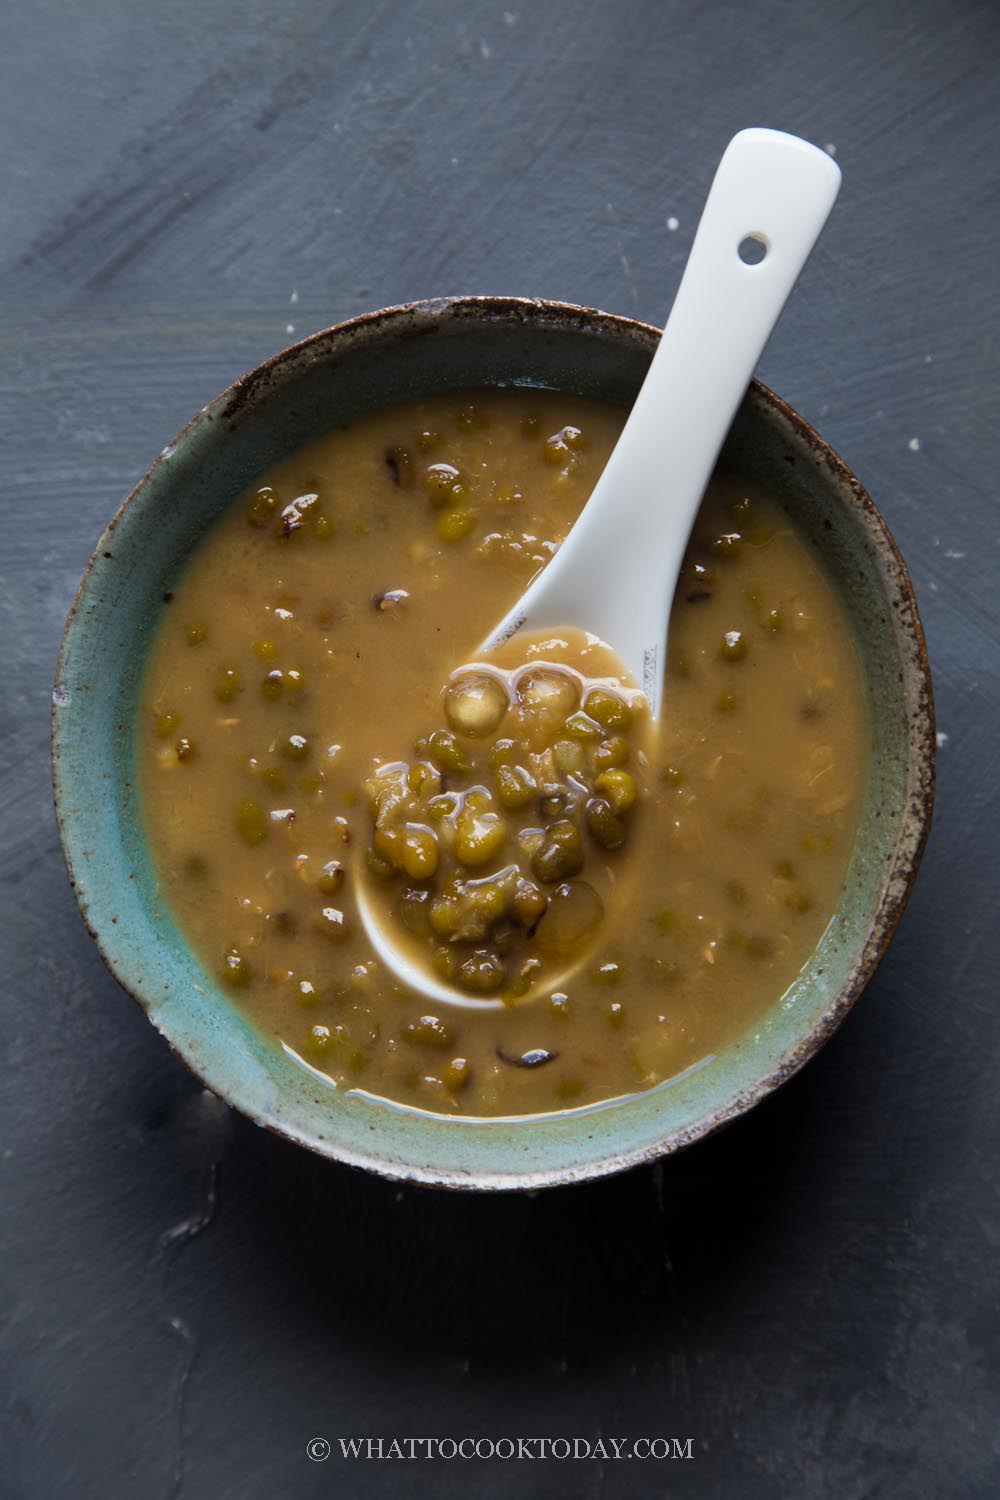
<box><xmin>52</xmin><ymin>298</ymin><xmax>935</xmax><ymax>1190</ymax></box>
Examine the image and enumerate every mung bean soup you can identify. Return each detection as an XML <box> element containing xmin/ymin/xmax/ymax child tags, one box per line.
<box><xmin>140</xmin><ymin>388</ymin><xmax>867</xmax><ymax>1116</ymax></box>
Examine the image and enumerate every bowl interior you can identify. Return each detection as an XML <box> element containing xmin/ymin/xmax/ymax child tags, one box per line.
<box><xmin>52</xmin><ymin>298</ymin><xmax>933</xmax><ymax>1188</ymax></box>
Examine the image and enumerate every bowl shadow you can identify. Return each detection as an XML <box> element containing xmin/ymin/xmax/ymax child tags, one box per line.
<box><xmin>201</xmin><ymin>1001</ymin><xmax>879</xmax><ymax>1377</ymax></box>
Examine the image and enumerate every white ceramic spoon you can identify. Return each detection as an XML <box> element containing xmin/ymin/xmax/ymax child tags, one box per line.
<box><xmin>484</xmin><ymin>127</ymin><xmax>841</xmax><ymax>713</ymax></box>
<box><xmin>359</xmin><ymin>127</ymin><xmax>842</xmax><ymax>1010</ymax></box>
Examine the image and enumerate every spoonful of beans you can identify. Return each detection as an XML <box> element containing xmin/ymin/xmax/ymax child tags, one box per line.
<box><xmin>358</xmin><ymin>128</ymin><xmax>842</xmax><ymax>1010</ymax></box>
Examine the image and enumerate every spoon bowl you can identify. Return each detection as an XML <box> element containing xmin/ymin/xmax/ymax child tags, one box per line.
<box><xmin>356</xmin><ymin>895</ymin><xmax>508</xmax><ymax>1010</ymax></box>
<box><xmin>356</xmin><ymin>647</ymin><xmax>647</xmax><ymax>1009</ymax></box>
<box><xmin>356</xmin><ymin>883</ymin><xmax>596</xmax><ymax>1013</ymax></box>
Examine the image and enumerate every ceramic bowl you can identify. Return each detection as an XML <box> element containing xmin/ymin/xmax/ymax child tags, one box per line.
<box><xmin>52</xmin><ymin>296</ymin><xmax>935</xmax><ymax>1189</ymax></box>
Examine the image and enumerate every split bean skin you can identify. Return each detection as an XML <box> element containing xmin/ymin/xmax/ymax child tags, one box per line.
<box><xmin>140</xmin><ymin>389</ymin><xmax>868</xmax><ymax>1117</ymax></box>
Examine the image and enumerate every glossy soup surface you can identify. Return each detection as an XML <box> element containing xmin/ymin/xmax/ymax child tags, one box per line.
<box><xmin>140</xmin><ymin>388</ymin><xmax>868</xmax><ymax>1117</ymax></box>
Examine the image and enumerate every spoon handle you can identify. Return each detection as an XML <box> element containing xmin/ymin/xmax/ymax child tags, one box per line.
<box><xmin>485</xmin><ymin>129</ymin><xmax>841</xmax><ymax>716</ymax></box>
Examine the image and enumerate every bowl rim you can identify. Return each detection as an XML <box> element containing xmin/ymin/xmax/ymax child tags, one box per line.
<box><xmin>52</xmin><ymin>294</ymin><xmax>936</xmax><ymax>1190</ymax></box>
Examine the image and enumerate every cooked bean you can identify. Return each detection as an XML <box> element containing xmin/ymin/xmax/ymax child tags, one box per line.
<box><xmin>531</xmin><ymin>819</ymin><xmax>583</xmax><ymax>883</ymax></box>
<box><xmin>542</xmin><ymin>425</ymin><xmax>585</xmax><ymax>465</ymax></box>
<box><xmin>454</xmin><ymin>806</ymin><xmax>506</xmax><ymax>867</ymax></box>
<box><xmin>536</xmin><ymin>879</ymin><xmax>603</xmax><ymax>951</ymax></box>
<box><xmin>279</xmin><ymin>733</ymin><xmax>310</xmax><ymax>760</ymax></box>
<box><xmin>245</xmin><ymin>486</ymin><xmax>278</xmax><ymax>528</ymax></box>
<box><xmin>374</xmin><ymin>822</ymin><xmax>438</xmax><ymax>880</ymax></box>
<box><xmin>406</xmin><ymin>761</ymin><xmax>439</xmax><ymax>796</ymax></box>
<box><xmin>398</xmin><ymin>887</ymin><xmax>432</xmax><ymax>935</ymax></box>
<box><xmin>592</xmin><ymin>736</ymin><xmax>629</xmax><ymax>773</ymax></box>
<box><xmin>585</xmin><ymin>796</ymin><xmax>626</xmax><ymax>849</ymax></box>
<box><xmin>385</xmin><ymin>445</ymin><xmax>413</xmax><ymax>487</ymax></box>
<box><xmin>457</xmin><ymin>950</ymin><xmax>506</xmax><ymax>993</ymax></box>
<box><xmin>684</xmin><ymin>562</ymin><xmax>715</xmax><ymax>604</ymax></box>
<box><xmin>563</xmin><ymin>710</ymin><xmax>603</xmax><ymax>741</ymax></box>
<box><xmin>542</xmin><ymin>436</ymin><xmax>571</xmax><ymax>466</ymax></box>
<box><xmin>315</xmin><ymin>906</ymin><xmax>349</xmax><ymax>939</ymax></box>
<box><xmin>511</xmin><ymin>877</ymin><xmax>547</xmax><ymax>929</ymax></box>
<box><xmin>426</xmin><ymin>791</ymin><xmax>460</xmax><ymax>823</ymax></box>
<box><xmin>437</xmin><ymin>508</ymin><xmax>476</xmax><ymax>543</ymax></box>
<box><xmin>423</xmin><ymin>729</ymin><xmax>470</xmax><ymax>774</ymax></box>
<box><xmin>317</xmin><ymin>860</ymin><xmax>345</xmax><ymax>895</ymax></box>
<box><xmin>305</xmin><ymin>1024</ymin><xmax>331</xmax><ymax>1055</ymax></box>
<box><xmin>443</xmin><ymin>1057</ymin><xmax>471</xmax><ymax>1091</ymax></box>
<box><xmin>399</xmin><ymin>824</ymin><xmax>440</xmax><ymax>881</ymax></box>
<box><xmin>429</xmin><ymin>870</ymin><xmax>509</xmax><ymax>943</ymax></box>
<box><xmin>277</xmin><ymin>492</ymin><xmax>319</xmax><ymax>537</ymax></box>
<box><xmin>461</xmin><ymin>868</ymin><xmax>515</xmax><ymax>922</ymax></box>
<box><xmin>373</xmin><ymin>588</ymin><xmax>410</xmax><ymax>612</ymax></box>
<box><xmin>444</xmin><ymin>671</ymin><xmax>509</xmax><ymax>738</ymax></box>
<box><xmin>428</xmin><ymin>894</ymin><xmax>463</xmax><ymax>938</ymax></box>
<box><xmin>487</xmin><ymin>737</ymin><xmax>518</xmax><ymax>769</ymax></box>
<box><xmin>403</xmin><ymin>1015</ymin><xmax>454</xmax><ymax>1049</ymax></box>
<box><xmin>594</xmin><ymin>768</ymin><xmax>637</xmax><ymax>813</ymax></box>
<box><xmin>552</xmin><ymin>738</ymin><xmax>586</xmax><ymax>776</ymax></box>
<box><xmin>496</xmin><ymin>1045</ymin><xmax>558</xmax><ymax>1068</ymax></box>
<box><xmin>583</xmin><ymin>687</ymin><xmax>633</xmax><ymax>731</ymax></box>
<box><xmin>235</xmin><ymin>799</ymin><xmax>267</xmax><ymax>845</ymax></box>
<box><xmin>518</xmin><ymin>668</ymin><xmax>579</xmax><ymax>719</ymax></box>
<box><xmin>538</xmin><ymin>785</ymin><xmax>576</xmax><ymax>820</ymax></box>
<box><xmin>215</xmin><ymin>665</ymin><xmax>241</xmax><ymax>703</ymax></box>
<box><xmin>422</xmin><ymin>463</ymin><xmax>464</xmax><ymax>508</ymax></box>
<box><xmin>495</xmin><ymin>763</ymin><xmax>536</xmax><ymax>809</ymax></box>
<box><xmin>220</xmin><ymin>947</ymin><xmax>252</xmax><ymax>986</ymax></box>
<box><xmin>720</xmin><ymin>629</ymin><xmax>748</xmax><ymax>662</ymax></box>
<box><xmin>708</xmin><ymin>531</ymin><xmax>743</xmax><ymax>559</ymax></box>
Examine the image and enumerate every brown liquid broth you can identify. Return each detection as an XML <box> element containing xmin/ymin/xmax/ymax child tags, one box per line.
<box><xmin>140</xmin><ymin>389</ymin><xmax>868</xmax><ymax>1116</ymax></box>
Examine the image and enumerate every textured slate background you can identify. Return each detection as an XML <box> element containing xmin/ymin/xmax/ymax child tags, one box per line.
<box><xmin>2</xmin><ymin>1</ymin><xmax>998</xmax><ymax>1496</ymax></box>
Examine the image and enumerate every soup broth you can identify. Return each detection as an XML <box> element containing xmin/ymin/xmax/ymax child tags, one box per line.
<box><xmin>140</xmin><ymin>388</ymin><xmax>868</xmax><ymax>1116</ymax></box>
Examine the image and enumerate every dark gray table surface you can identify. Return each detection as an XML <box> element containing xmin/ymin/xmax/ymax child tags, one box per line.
<box><xmin>2</xmin><ymin>2</ymin><xmax>998</xmax><ymax>1497</ymax></box>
